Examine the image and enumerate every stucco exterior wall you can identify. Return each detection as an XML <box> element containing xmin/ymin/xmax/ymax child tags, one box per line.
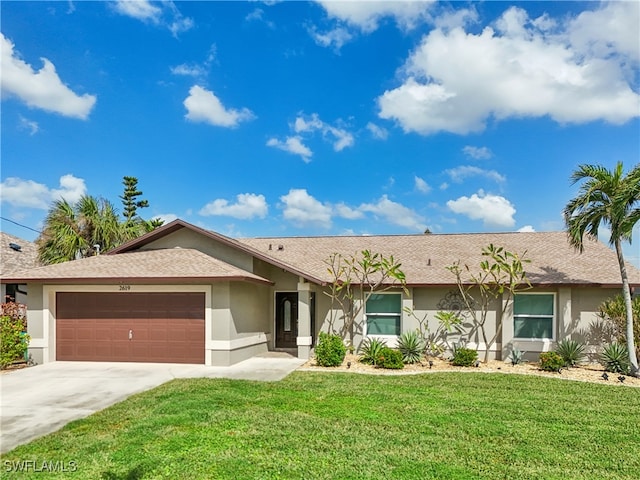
<box><xmin>25</xmin><ymin>283</ymin><xmax>45</xmax><ymax>365</ymax></box>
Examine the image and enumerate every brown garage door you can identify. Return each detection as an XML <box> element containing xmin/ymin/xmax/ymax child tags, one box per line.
<box><xmin>56</xmin><ymin>292</ymin><xmax>205</xmax><ymax>364</ymax></box>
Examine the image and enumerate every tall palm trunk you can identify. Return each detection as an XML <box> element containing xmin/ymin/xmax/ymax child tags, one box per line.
<box><xmin>615</xmin><ymin>238</ymin><xmax>639</xmax><ymax>376</ymax></box>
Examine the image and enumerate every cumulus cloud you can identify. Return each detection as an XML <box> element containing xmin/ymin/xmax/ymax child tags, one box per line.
<box><xmin>335</xmin><ymin>203</ymin><xmax>364</xmax><ymax>220</ymax></box>
<box><xmin>308</xmin><ymin>26</ymin><xmax>353</xmax><ymax>51</ymax></box>
<box><xmin>447</xmin><ymin>190</ymin><xmax>516</xmax><ymax>228</ymax></box>
<box><xmin>366</xmin><ymin>122</ymin><xmax>389</xmax><ymax>140</ymax></box>
<box><xmin>315</xmin><ymin>0</ymin><xmax>435</xmax><ymax>33</ymax></box>
<box><xmin>378</xmin><ymin>3</ymin><xmax>639</xmax><ymax>135</ymax></box>
<box><xmin>1</xmin><ymin>33</ymin><xmax>96</xmax><ymax>119</ymax></box>
<box><xmin>518</xmin><ymin>225</ymin><xmax>536</xmax><ymax>232</ymax></box>
<box><xmin>112</xmin><ymin>0</ymin><xmax>193</xmax><ymax>37</ymax></box>
<box><xmin>199</xmin><ymin>193</ymin><xmax>268</xmax><ymax>219</ymax></box>
<box><xmin>171</xmin><ymin>44</ymin><xmax>216</xmax><ymax>79</ymax></box>
<box><xmin>267</xmin><ymin>136</ymin><xmax>313</xmax><ymax>162</ymax></box>
<box><xmin>0</xmin><ymin>174</ymin><xmax>87</xmax><ymax>209</ymax></box>
<box><xmin>463</xmin><ymin>145</ymin><xmax>493</xmax><ymax>160</ymax></box>
<box><xmin>446</xmin><ymin>166</ymin><xmax>506</xmax><ymax>184</ymax></box>
<box><xmin>184</xmin><ymin>85</ymin><xmax>254</xmax><ymax>127</ymax></box>
<box><xmin>269</xmin><ymin>113</ymin><xmax>354</xmax><ymax>161</ymax></box>
<box><xmin>414</xmin><ymin>176</ymin><xmax>431</xmax><ymax>194</ymax></box>
<box><xmin>280</xmin><ymin>189</ymin><xmax>332</xmax><ymax>228</ymax></box>
<box><xmin>360</xmin><ymin>195</ymin><xmax>426</xmax><ymax>231</ymax></box>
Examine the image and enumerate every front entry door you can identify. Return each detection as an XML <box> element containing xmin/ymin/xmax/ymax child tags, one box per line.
<box><xmin>275</xmin><ymin>292</ymin><xmax>298</xmax><ymax>348</ymax></box>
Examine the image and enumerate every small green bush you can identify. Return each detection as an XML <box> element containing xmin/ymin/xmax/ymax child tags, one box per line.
<box><xmin>375</xmin><ymin>347</ymin><xmax>404</xmax><ymax>369</ymax></box>
<box><xmin>359</xmin><ymin>337</ymin><xmax>387</xmax><ymax>366</ymax></box>
<box><xmin>555</xmin><ymin>339</ymin><xmax>586</xmax><ymax>367</ymax></box>
<box><xmin>601</xmin><ymin>343</ymin><xmax>630</xmax><ymax>374</ymax></box>
<box><xmin>397</xmin><ymin>330</ymin><xmax>424</xmax><ymax>364</ymax></box>
<box><xmin>509</xmin><ymin>346</ymin><xmax>525</xmax><ymax>366</ymax></box>
<box><xmin>451</xmin><ymin>347</ymin><xmax>478</xmax><ymax>367</ymax></box>
<box><xmin>539</xmin><ymin>351</ymin><xmax>564</xmax><ymax>372</ymax></box>
<box><xmin>314</xmin><ymin>332</ymin><xmax>346</xmax><ymax>367</ymax></box>
<box><xmin>0</xmin><ymin>301</ymin><xmax>29</xmax><ymax>369</ymax></box>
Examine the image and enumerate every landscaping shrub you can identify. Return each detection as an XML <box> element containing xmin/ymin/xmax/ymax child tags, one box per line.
<box><xmin>396</xmin><ymin>330</ymin><xmax>424</xmax><ymax>364</ymax></box>
<box><xmin>555</xmin><ymin>339</ymin><xmax>586</xmax><ymax>367</ymax></box>
<box><xmin>539</xmin><ymin>352</ymin><xmax>564</xmax><ymax>372</ymax></box>
<box><xmin>0</xmin><ymin>301</ymin><xmax>29</xmax><ymax>369</ymax></box>
<box><xmin>314</xmin><ymin>332</ymin><xmax>346</xmax><ymax>367</ymax></box>
<box><xmin>375</xmin><ymin>347</ymin><xmax>404</xmax><ymax>369</ymax></box>
<box><xmin>601</xmin><ymin>343</ymin><xmax>630</xmax><ymax>374</ymax></box>
<box><xmin>359</xmin><ymin>337</ymin><xmax>386</xmax><ymax>366</ymax></box>
<box><xmin>509</xmin><ymin>346</ymin><xmax>525</xmax><ymax>366</ymax></box>
<box><xmin>598</xmin><ymin>294</ymin><xmax>640</xmax><ymax>358</ymax></box>
<box><xmin>451</xmin><ymin>347</ymin><xmax>478</xmax><ymax>367</ymax></box>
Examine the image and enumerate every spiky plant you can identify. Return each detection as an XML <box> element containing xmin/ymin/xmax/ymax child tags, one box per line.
<box><xmin>359</xmin><ymin>338</ymin><xmax>387</xmax><ymax>366</ymax></box>
<box><xmin>601</xmin><ymin>343</ymin><xmax>631</xmax><ymax>374</ymax></box>
<box><xmin>510</xmin><ymin>346</ymin><xmax>526</xmax><ymax>366</ymax></box>
<box><xmin>555</xmin><ymin>339</ymin><xmax>586</xmax><ymax>367</ymax></box>
<box><xmin>397</xmin><ymin>330</ymin><xmax>424</xmax><ymax>364</ymax></box>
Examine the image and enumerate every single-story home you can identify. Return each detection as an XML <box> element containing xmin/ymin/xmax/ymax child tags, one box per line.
<box><xmin>2</xmin><ymin>219</ymin><xmax>638</xmax><ymax>366</ymax></box>
<box><xmin>1</xmin><ymin>232</ymin><xmax>40</xmax><ymax>305</ymax></box>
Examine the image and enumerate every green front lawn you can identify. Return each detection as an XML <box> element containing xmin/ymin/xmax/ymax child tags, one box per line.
<box><xmin>2</xmin><ymin>372</ymin><xmax>639</xmax><ymax>479</ymax></box>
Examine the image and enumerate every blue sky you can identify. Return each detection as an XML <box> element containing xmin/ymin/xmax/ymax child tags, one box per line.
<box><xmin>1</xmin><ymin>1</ymin><xmax>639</xmax><ymax>265</ymax></box>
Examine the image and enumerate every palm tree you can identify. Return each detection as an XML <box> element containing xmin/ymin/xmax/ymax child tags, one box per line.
<box><xmin>37</xmin><ymin>195</ymin><xmax>124</xmax><ymax>265</ymax></box>
<box><xmin>564</xmin><ymin>162</ymin><xmax>640</xmax><ymax>376</ymax></box>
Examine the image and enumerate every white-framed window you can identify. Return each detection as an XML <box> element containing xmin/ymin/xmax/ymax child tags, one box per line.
<box><xmin>513</xmin><ymin>293</ymin><xmax>555</xmax><ymax>340</ymax></box>
<box><xmin>365</xmin><ymin>293</ymin><xmax>402</xmax><ymax>336</ymax></box>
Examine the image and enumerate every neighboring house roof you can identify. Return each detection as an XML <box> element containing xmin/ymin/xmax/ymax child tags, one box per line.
<box><xmin>239</xmin><ymin>231</ymin><xmax>640</xmax><ymax>288</ymax></box>
<box><xmin>0</xmin><ymin>232</ymin><xmax>40</xmax><ymax>277</ymax></box>
<box><xmin>1</xmin><ymin>247</ymin><xmax>272</xmax><ymax>285</ymax></box>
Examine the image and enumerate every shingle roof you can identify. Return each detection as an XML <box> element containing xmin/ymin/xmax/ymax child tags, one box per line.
<box><xmin>238</xmin><ymin>231</ymin><xmax>640</xmax><ymax>287</ymax></box>
<box><xmin>0</xmin><ymin>232</ymin><xmax>40</xmax><ymax>277</ymax></box>
<box><xmin>1</xmin><ymin>248</ymin><xmax>272</xmax><ymax>285</ymax></box>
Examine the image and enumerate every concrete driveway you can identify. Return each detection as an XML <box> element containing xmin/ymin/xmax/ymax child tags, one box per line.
<box><xmin>0</xmin><ymin>353</ymin><xmax>304</xmax><ymax>454</ymax></box>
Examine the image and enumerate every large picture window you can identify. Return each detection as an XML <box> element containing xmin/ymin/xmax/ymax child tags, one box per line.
<box><xmin>513</xmin><ymin>294</ymin><xmax>554</xmax><ymax>339</ymax></box>
<box><xmin>366</xmin><ymin>293</ymin><xmax>401</xmax><ymax>336</ymax></box>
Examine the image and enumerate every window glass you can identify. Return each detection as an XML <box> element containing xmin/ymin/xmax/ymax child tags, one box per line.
<box><xmin>513</xmin><ymin>294</ymin><xmax>554</xmax><ymax>339</ymax></box>
<box><xmin>366</xmin><ymin>293</ymin><xmax>401</xmax><ymax>336</ymax></box>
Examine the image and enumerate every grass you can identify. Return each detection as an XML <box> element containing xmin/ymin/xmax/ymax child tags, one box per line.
<box><xmin>2</xmin><ymin>372</ymin><xmax>639</xmax><ymax>479</ymax></box>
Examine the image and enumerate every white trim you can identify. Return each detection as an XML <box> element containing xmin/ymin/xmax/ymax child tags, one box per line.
<box><xmin>296</xmin><ymin>336</ymin><xmax>312</xmax><ymax>346</ymax></box>
<box><xmin>27</xmin><ymin>338</ymin><xmax>47</xmax><ymax>348</ymax></box>
<box><xmin>208</xmin><ymin>333</ymin><xmax>267</xmax><ymax>351</ymax></box>
<box><xmin>512</xmin><ymin>292</ymin><xmax>557</xmax><ymax>341</ymax></box>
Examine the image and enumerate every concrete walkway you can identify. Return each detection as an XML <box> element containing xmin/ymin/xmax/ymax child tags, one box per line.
<box><xmin>0</xmin><ymin>353</ymin><xmax>304</xmax><ymax>454</ymax></box>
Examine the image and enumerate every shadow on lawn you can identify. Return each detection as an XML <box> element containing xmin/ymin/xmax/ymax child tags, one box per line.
<box><xmin>101</xmin><ymin>465</ymin><xmax>145</xmax><ymax>480</ymax></box>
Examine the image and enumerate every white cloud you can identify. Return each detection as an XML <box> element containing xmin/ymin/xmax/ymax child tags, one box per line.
<box><xmin>1</xmin><ymin>33</ymin><xmax>96</xmax><ymax>119</ymax></box>
<box><xmin>308</xmin><ymin>26</ymin><xmax>353</xmax><ymax>51</ymax></box>
<box><xmin>0</xmin><ymin>174</ymin><xmax>87</xmax><ymax>209</ymax></box>
<box><xmin>18</xmin><ymin>116</ymin><xmax>39</xmax><ymax>135</ymax></box>
<box><xmin>447</xmin><ymin>190</ymin><xmax>516</xmax><ymax>228</ymax></box>
<box><xmin>113</xmin><ymin>1</ymin><xmax>193</xmax><ymax>37</ymax></box>
<box><xmin>414</xmin><ymin>176</ymin><xmax>431</xmax><ymax>194</ymax></box>
<box><xmin>199</xmin><ymin>193</ymin><xmax>268</xmax><ymax>220</ymax></box>
<box><xmin>462</xmin><ymin>145</ymin><xmax>492</xmax><ymax>160</ymax></box>
<box><xmin>315</xmin><ymin>0</ymin><xmax>435</xmax><ymax>33</ymax></box>
<box><xmin>113</xmin><ymin>0</ymin><xmax>162</xmax><ymax>22</ymax></box>
<box><xmin>267</xmin><ymin>136</ymin><xmax>313</xmax><ymax>162</ymax></box>
<box><xmin>359</xmin><ymin>195</ymin><xmax>426</xmax><ymax>231</ymax></box>
<box><xmin>171</xmin><ymin>64</ymin><xmax>207</xmax><ymax>78</ymax></box>
<box><xmin>366</xmin><ymin>122</ymin><xmax>388</xmax><ymax>140</ymax></box>
<box><xmin>280</xmin><ymin>189</ymin><xmax>332</xmax><ymax>228</ymax></box>
<box><xmin>334</xmin><ymin>203</ymin><xmax>364</xmax><ymax>220</ymax></box>
<box><xmin>271</xmin><ymin>113</ymin><xmax>354</xmax><ymax>159</ymax></box>
<box><xmin>518</xmin><ymin>225</ymin><xmax>536</xmax><ymax>232</ymax></box>
<box><xmin>378</xmin><ymin>4</ymin><xmax>639</xmax><ymax>135</ymax></box>
<box><xmin>184</xmin><ymin>85</ymin><xmax>255</xmax><ymax>127</ymax></box>
<box><xmin>446</xmin><ymin>166</ymin><xmax>506</xmax><ymax>184</ymax></box>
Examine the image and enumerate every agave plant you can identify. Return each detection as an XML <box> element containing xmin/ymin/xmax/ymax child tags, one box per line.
<box><xmin>509</xmin><ymin>346</ymin><xmax>526</xmax><ymax>366</ymax></box>
<box><xmin>601</xmin><ymin>343</ymin><xmax>630</xmax><ymax>374</ymax></box>
<box><xmin>397</xmin><ymin>330</ymin><xmax>425</xmax><ymax>364</ymax></box>
<box><xmin>359</xmin><ymin>338</ymin><xmax>387</xmax><ymax>366</ymax></box>
<box><xmin>555</xmin><ymin>339</ymin><xmax>586</xmax><ymax>367</ymax></box>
